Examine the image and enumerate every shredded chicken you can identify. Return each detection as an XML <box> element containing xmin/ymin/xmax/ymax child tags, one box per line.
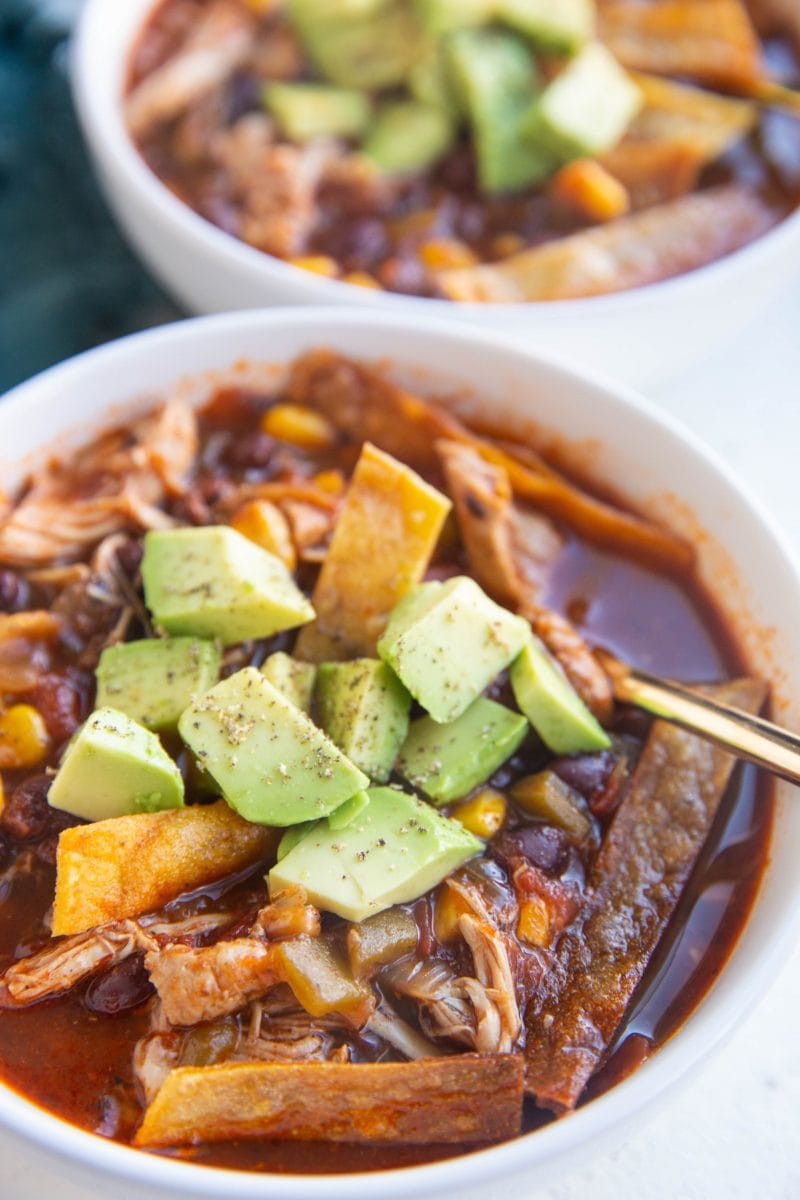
<box><xmin>254</xmin><ymin>886</ymin><xmax>321</xmax><ymax>941</ymax></box>
<box><xmin>242</xmin><ymin>1000</ymin><xmax>347</xmax><ymax>1064</ymax></box>
<box><xmin>438</xmin><ymin>440</ymin><xmax>613</xmax><ymax>721</ymax></box>
<box><xmin>391</xmin><ymin>884</ymin><xmax>522</xmax><ymax>1055</ymax></box>
<box><xmin>216</xmin><ymin>116</ymin><xmax>335</xmax><ymax>257</ymax></box>
<box><xmin>0</xmin><ymin>398</ymin><xmax>196</xmax><ymax>568</ymax></box>
<box><xmin>2</xmin><ymin>920</ymin><xmax>157</xmax><ymax>1006</ymax></box>
<box><xmin>146</xmin><ymin>939</ymin><xmax>279</xmax><ymax>1026</ymax></box>
<box><xmin>438</xmin><ymin>439</ymin><xmax>562</xmax><ymax>609</ymax></box>
<box><xmin>134</xmin><ymin>1030</ymin><xmax>184</xmax><ymax>1106</ymax></box>
<box><xmin>125</xmin><ymin>0</ymin><xmax>254</xmax><ymax>138</ymax></box>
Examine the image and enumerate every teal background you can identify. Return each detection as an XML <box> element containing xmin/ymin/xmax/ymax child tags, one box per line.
<box><xmin>0</xmin><ymin>0</ymin><xmax>181</xmax><ymax>393</ymax></box>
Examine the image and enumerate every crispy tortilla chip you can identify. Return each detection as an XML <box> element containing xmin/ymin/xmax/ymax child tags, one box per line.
<box><xmin>294</xmin><ymin>442</ymin><xmax>451</xmax><ymax>661</ymax></box>
<box><xmin>135</xmin><ymin>1055</ymin><xmax>524</xmax><ymax>1147</ymax></box>
<box><xmin>53</xmin><ymin>802</ymin><xmax>277</xmax><ymax>936</ymax></box>
<box><xmin>437</xmin><ymin>184</ymin><xmax>778</xmax><ymax>303</ymax></box>
<box><xmin>599</xmin><ymin>0</ymin><xmax>763</xmax><ymax>90</ymax></box>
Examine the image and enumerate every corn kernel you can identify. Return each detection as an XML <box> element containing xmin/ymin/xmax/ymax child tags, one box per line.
<box><xmin>313</xmin><ymin>469</ymin><xmax>346</xmax><ymax>496</ymax></box>
<box><xmin>550</xmin><ymin>159</ymin><xmax>631</xmax><ymax>224</ymax></box>
<box><xmin>419</xmin><ymin>239</ymin><xmax>478</xmax><ymax>271</ymax></box>
<box><xmin>288</xmin><ymin>255</ymin><xmax>339</xmax><ymax>279</ymax></box>
<box><xmin>243</xmin><ymin>0</ymin><xmax>277</xmax><ymax>11</ymax></box>
<box><xmin>451</xmin><ymin>788</ymin><xmax>508</xmax><ymax>840</ymax></box>
<box><xmin>434</xmin><ymin>882</ymin><xmax>471</xmax><ymax>944</ymax></box>
<box><xmin>517</xmin><ymin>898</ymin><xmax>551</xmax><ymax>947</ymax></box>
<box><xmin>0</xmin><ymin>704</ymin><xmax>50</xmax><ymax>770</ymax></box>
<box><xmin>261</xmin><ymin>404</ymin><xmax>336</xmax><ymax>452</ymax></box>
<box><xmin>491</xmin><ymin>233</ymin><xmax>526</xmax><ymax>259</ymax></box>
<box><xmin>343</xmin><ymin>271</ymin><xmax>383</xmax><ymax>290</ymax></box>
<box><xmin>230</xmin><ymin>500</ymin><xmax>297</xmax><ymax>571</ymax></box>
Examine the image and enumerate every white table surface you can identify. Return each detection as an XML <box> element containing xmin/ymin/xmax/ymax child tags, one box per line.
<box><xmin>3</xmin><ymin>280</ymin><xmax>800</xmax><ymax>1199</ymax></box>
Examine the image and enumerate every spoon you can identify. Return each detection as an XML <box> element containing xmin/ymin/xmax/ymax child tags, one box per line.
<box><xmin>597</xmin><ymin>650</ymin><xmax>800</xmax><ymax>787</ymax></box>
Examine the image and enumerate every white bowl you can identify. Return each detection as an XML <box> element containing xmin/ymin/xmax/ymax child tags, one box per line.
<box><xmin>72</xmin><ymin>0</ymin><xmax>800</xmax><ymax>389</ymax></box>
<box><xmin>1</xmin><ymin>308</ymin><xmax>799</xmax><ymax>1199</ymax></box>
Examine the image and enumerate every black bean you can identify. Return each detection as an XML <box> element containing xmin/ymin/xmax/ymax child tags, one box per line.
<box><xmin>225</xmin><ymin>432</ymin><xmax>275</xmax><ymax>471</ymax></box>
<box><xmin>114</xmin><ymin>538</ymin><xmax>144</xmax><ymax>579</ymax></box>
<box><xmin>490</xmin><ymin>825</ymin><xmax>571</xmax><ymax>877</ymax></box>
<box><xmin>0</xmin><ymin>775</ymin><xmax>53</xmax><ymax>842</ymax></box>
<box><xmin>84</xmin><ymin>954</ymin><xmax>154</xmax><ymax>1016</ymax></box>
<box><xmin>551</xmin><ymin>751</ymin><xmax>616</xmax><ymax>802</ymax></box>
<box><xmin>0</xmin><ymin>569</ymin><xmax>29</xmax><ymax>613</ymax></box>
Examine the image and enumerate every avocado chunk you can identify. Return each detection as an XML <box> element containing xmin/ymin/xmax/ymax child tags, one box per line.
<box><xmin>316</xmin><ymin>659</ymin><xmax>411</xmax><ymax>782</ymax></box>
<box><xmin>377</xmin><ymin>576</ymin><xmax>529</xmax><ymax>724</ymax></box>
<box><xmin>261</xmin><ymin>652</ymin><xmax>316</xmax><ymax>715</ymax></box>
<box><xmin>510</xmin><ymin>636</ymin><xmax>611</xmax><ymax>754</ymax></box>
<box><xmin>264</xmin><ymin>83</ymin><xmax>371</xmax><ymax>143</ymax></box>
<box><xmin>408</xmin><ymin>47</ymin><xmax>461</xmax><ymax>114</ymax></box>
<box><xmin>446</xmin><ymin>27</ymin><xmax>553</xmax><ymax>193</ymax></box>
<box><xmin>521</xmin><ymin>43</ymin><xmax>642</xmax><ymax>162</ymax></box>
<box><xmin>141</xmin><ymin>526</ymin><xmax>314</xmax><ymax>646</ymax></box>
<box><xmin>364</xmin><ymin>101</ymin><xmax>455</xmax><ymax>175</ymax></box>
<box><xmin>48</xmin><ymin>707</ymin><xmax>184</xmax><ymax>822</ymax></box>
<box><xmin>396</xmin><ymin>697</ymin><xmax>528</xmax><ymax>805</ymax></box>
<box><xmin>327</xmin><ymin>789</ymin><xmax>370</xmax><ymax>830</ymax></box>
<box><xmin>277</xmin><ymin>820</ymin><xmax>321</xmax><ymax>861</ymax></box>
<box><xmin>269</xmin><ymin>786</ymin><xmax>482</xmax><ymax>921</ymax></box>
<box><xmin>178</xmin><ymin>668</ymin><xmax>369</xmax><ymax>826</ymax></box>
<box><xmin>95</xmin><ymin>637</ymin><xmax>221</xmax><ymax>733</ymax></box>
<box><xmin>499</xmin><ymin>0</ymin><xmax>594</xmax><ymax>54</ymax></box>
<box><xmin>287</xmin><ymin>0</ymin><xmax>423</xmax><ymax>90</ymax></box>
<box><xmin>413</xmin><ymin>0</ymin><xmax>493</xmax><ymax>36</ymax></box>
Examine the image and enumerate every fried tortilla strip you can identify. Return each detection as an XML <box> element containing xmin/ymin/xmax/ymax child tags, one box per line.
<box><xmin>135</xmin><ymin>1054</ymin><xmax>524</xmax><ymax>1147</ymax></box>
<box><xmin>525</xmin><ymin>677</ymin><xmax>767</xmax><ymax>1112</ymax></box>
<box><xmin>601</xmin><ymin>75</ymin><xmax>757</xmax><ymax>207</ymax></box>
<box><xmin>52</xmin><ymin>802</ymin><xmax>277</xmax><ymax>936</ymax></box>
<box><xmin>294</xmin><ymin>442</ymin><xmax>451</xmax><ymax>661</ymax></box>
<box><xmin>290</xmin><ymin>350</ymin><xmax>693</xmax><ymax>574</ymax></box>
<box><xmin>438</xmin><ymin>185</ymin><xmax>779</xmax><ymax>304</ymax></box>
<box><xmin>598</xmin><ymin>0</ymin><xmax>763</xmax><ymax>90</ymax></box>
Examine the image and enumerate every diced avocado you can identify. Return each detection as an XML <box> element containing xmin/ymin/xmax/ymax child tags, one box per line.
<box><xmin>413</xmin><ymin>0</ymin><xmax>493</xmax><ymax>36</ymax></box>
<box><xmin>95</xmin><ymin>637</ymin><xmax>220</xmax><ymax>733</ymax></box>
<box><xmin>521</xmin><ymin>43</ymin><xmax>642</xmax><ymax>162</ymax></box>
<box><xmin>347</xmin><ymin>906</ymin><xmax>418</xmax><ymax>978</ymax></box>
<box><xmin>499</xmin><ymin>0</ymin><xmax>594</xmax><ymax>54</ymax></box>
<box><xmin>397</xmin><ymin>697</ymin><xmax>528</xmax><ymax>805</ymax></box>
<box><xmin>315</xmin><ymin>659</ymin><xmax>411</xmax><ymax>782</ymax></box>
<box><xmin>277</xmin><ymin>820</ymin><xmax>322</xmax><ymax>861</ymax></box>
<box><xmin>377</xmin><ymin>576</ymin><xmax>529</xmax><ymax>724</ymax></box>
<box><xmin>141</xmin><ymin>526</ymin><xmax>314</xmax><ymax>646</ymax></box>
<box><xmin>446</xmin><ymin>27</ymin><xmax>554</xmax><ymax>193</ymax></box>
<box><xmin>510</xmin><ymin>636</ymin><xmax>611</xmax><ymax>754</ymax></box>
<box><xmin>261</xmin><ymin>652</ymin><xmax>316</xmax><ymax>715</ymax></box>
<box><xmin>408</xmin><ymin>47</ymin><xmax>461</xmax><ymax>115</ymax></box>
<box><xmin>48</xmin><ymin>707</ymin><xmax>184</xmax><ymax>821</ymax></box>
<box><xmin>264</xmin><ymin>83</ymin><xmax>371</xmax><ymax>143</ymax></box>
<box><xmin>178</xmin><ymin>668</ymin><xmax>368</xmax><ymax>826</ymax></box>
<box><xmin>328</xmin><ymin>790</ymin><xmax>370</xmax><ymax>830</ymax></box>
<box><xmin>287</xmin><ymin>0</ymin><xmax>424</xmax><ymax>90</ymax></box>
<box><xmin>363</xmin><ymin>101</ymin><xmax>455</xmax><ymax>175</ymax></box>
<box><xmin>269</xmin><ymin>786</ymin><xmax>482</xmax><ymax>921</ymax></box>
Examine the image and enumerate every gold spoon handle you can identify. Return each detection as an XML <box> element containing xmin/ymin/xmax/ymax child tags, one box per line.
<box><xmin>610</xmin><ymin>665</ymin><xmax>800</xmax><ymax>786</ymax></box>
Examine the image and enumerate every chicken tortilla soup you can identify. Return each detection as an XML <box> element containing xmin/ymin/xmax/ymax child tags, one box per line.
<box><xmin>0</xmin><ymin>351</ymin><xmax>772</xmax><ymax>1172</ymax></box>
